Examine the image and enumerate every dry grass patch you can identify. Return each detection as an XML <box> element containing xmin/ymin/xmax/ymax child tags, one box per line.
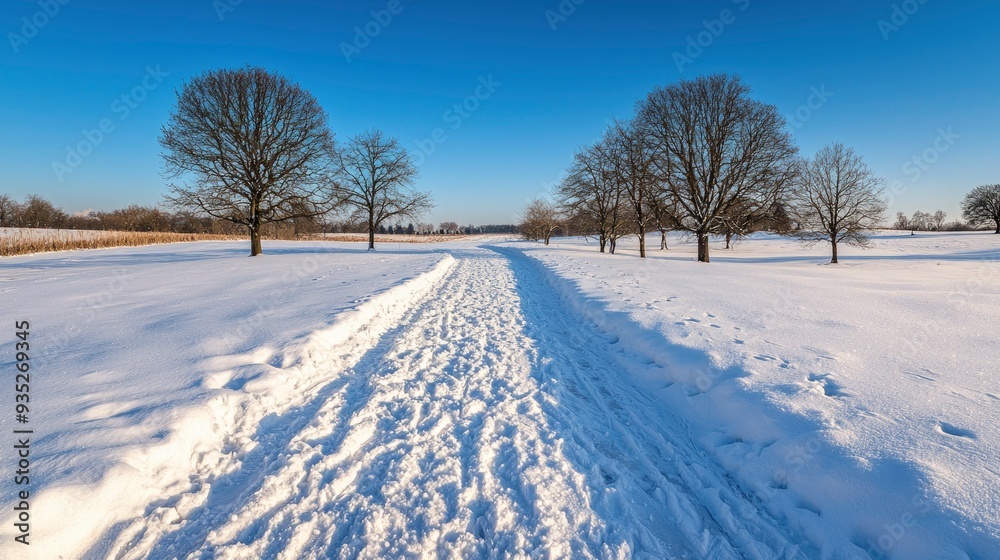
<box><xmin>0</xmin><ymin>230</ymin><xmax>244</xmax><ymax>257</ymax></box>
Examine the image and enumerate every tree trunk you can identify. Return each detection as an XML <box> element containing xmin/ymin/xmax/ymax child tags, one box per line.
<box><xmin>638</xmin><ymin>227</ymin><xmax>646</xmax><ymax>258</ymax></box>
<box><xmin>725</xmin><ymin>232</ymin><xmax>733</xmax><ymax>250</ymax></box>
<box><xmin>249</xmin><ymin>200</ymin><xmax>263</xmax><ymax>256</ymax></box>
<box><xmin>599</xmin><ymin>233</ymin><xmax>607</xmax><ymax>253</ymax></box>
<box><xmin>660</xmin><ymin>230</ymin><xmax>668</xmax><ymax>250</ymax></box>
<box><xmin>831</xmin><ymin>239</ymin><xmax>839</xmax><ymax>264</ymax></box>
<box><xmin>249</xmin><ymin>225</ymin><xmax>262</xmax><ymax>256</ymax></box>
<box><xmin>609</xmin><ymin>238</ymin><xmax>617</xmax><ymax>255</ymax></box>
<box><xmin>697</xmin><ymin>232</ymin><xmax>710</xmax><ymax>263</ymax></box>
<box><xmin>368</xmin><ymin>218</ymin><xmax>376</xmax><ymax>250</ymax></box>
<box><xmin>995</xmin><ymin>220</ymin><xmax>999</xmax><ymax>234</ymax></box>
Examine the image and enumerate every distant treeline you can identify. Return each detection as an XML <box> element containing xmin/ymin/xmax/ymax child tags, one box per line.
<box><xmin>890</xmin><ymin>210</ymin><xmax>980</xmax><ymax>232</ymax></box>
<box><xmin>0</xmin><ymin>194</ymin><xmax>517</xmax><ymax>238</ymax></box>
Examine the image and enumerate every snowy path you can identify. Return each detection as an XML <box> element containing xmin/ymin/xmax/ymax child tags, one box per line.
<box><xmin>103</xmin><ymin>248</ymin><xmax>812</xmax><ymax>559</ymax></box>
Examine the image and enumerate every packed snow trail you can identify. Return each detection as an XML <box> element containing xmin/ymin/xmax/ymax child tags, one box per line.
<box><xmin>105</xmin><ymin>247</ymin><xmax>813</xmax><ymax>559</ymax></box>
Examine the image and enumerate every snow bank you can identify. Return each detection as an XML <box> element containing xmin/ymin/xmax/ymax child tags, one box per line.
<box><xmin>0</xmin><ymin>241</ymin><xmax>453</xmax><ymax>559</ymax></box>
<box><xmin>502</xmin><ymin>232</ymin><xmax>999</xmax><ymax>559</ymax></box>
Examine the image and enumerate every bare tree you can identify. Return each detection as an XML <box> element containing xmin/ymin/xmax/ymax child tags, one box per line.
<box><xmin>910</xmin><ymin>211</ymin><xmax>932</xmax><ymax>233</ymax></box>
<box><xmin>893</xmin><ymin>211</ymin><xmax>909</xmax><ymax>231</ymax></box>
<box><xmin>649</xmin><ymin>190</ymin><xmax>681</xmax><ymax>250</ymax></box>
<box><xmin>718</xmin><ymin>200</ymin><xmax>759</xmax><ymax>250</ymax></box>
<box><xmin>791</xmin><ymin>143</ymin><xmax>887</xmax><ymax>264</ymax></box>
<box><xmin>519</xmin><ymin>199</ymin><xmax>562</xmax><ymax>245</ymax></box>
<box><xmin>439</xmin><ymin>222</ymin><xmax>459</xmax><ymax>234</ymax></box>
<box><xmin>337</xmin><ymin>128</ymin><xmax>432</xmax><ymax>250</ymax></box>
<box><xmin>932</xmin><ymin>210</ymin><xmax>947</xmax><ymax>231</ymax></box>
<box><xmin>638</xmin><ymin>74</ymin><xmax>798</xmax><ymax>262</ymax></box>
<box><xmin>961</xmin><ymin>185</ymin><xmax>1000</xmax><ymax>234</ymax></box>
<box><xmin>15</xmin><ymin>195</ymin><xmax>68</xmax><ymax>229</ymax></box>
<box><xmin>161</xmin><ymin>67</ymin><xmax>338</xmax><ymax>256</ymax></box>
<box><xmin>609</xmin><ymin>120</ymin><xmax>661</xmax><ymax>258</ymax></box>
<box><xmin>0</xmin><ymin>195</ymin><xmax>19</xmax><ymax>227</ymax></box>
<box><xmin>758</xmin><ymin>202</ymin><xmax>795</xmax><ymax>235</ymax></box>
<box><xmin>558</xmin><ymin>138</ymin><xmax>627</xmax><ymax>254</ymax></box>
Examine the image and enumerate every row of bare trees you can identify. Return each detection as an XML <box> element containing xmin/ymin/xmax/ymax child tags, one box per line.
<box><xmin>528</xmin><ymin>76</ymin><xmax>1000</xmax><ymax>263</ymax></box>
<box><xmin>526</xmin><ymin>74</ymin><xmax>893</xmax><ymax>264</ymax></box>
<box><xmin>0</xmin><ymin>195</ymin><xmax>69</xmax><ymax>229</ymax></box>
<box><xmin>2</xmin><ymin>192</ymin><xmax>518</xmax><ymax>241</ymax></box>
<box><xmin>890</xmin><ymin>185</ymin><xmax>1000</xmax><ymax>234</ymax></box>
<box><xmin>0</xmin><ymin>193</ymin><xmax>327</xmax><ymax>236</ymax></box>
<box><xmin>893</xmin><ymin>210</ymin><xmax>948</xmax><ymax>232</ymax></box>
<box><xmin>160</xmin><ymin>67</ymin><xmax>432</xmax><ymax>255</ymax></box>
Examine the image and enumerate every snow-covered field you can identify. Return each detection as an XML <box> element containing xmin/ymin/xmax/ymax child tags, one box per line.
<box><xmin>0</xmin><ymin>232</ymin><xmax>996</xmax><ymax>558</ymax></box>
<box><xmin>517</xmin><ymin>231</ymin><xmax>999</xmax><ymax>559</ymax></box>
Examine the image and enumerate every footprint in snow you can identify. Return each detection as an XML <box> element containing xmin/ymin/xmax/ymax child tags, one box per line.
<box><xmin>937</xmin><ymin>422</ymin><xmax>977</xmax><ymax>440</ymax></box>
<box><xmin>808</xmin><ymin>373</ymin><xmax>849</xmax><ymax>398</ymax></box>
<box><xmin>601</xmin><ymin>470</ymin><xmax>617</xmax><ymax>485</ymax></box>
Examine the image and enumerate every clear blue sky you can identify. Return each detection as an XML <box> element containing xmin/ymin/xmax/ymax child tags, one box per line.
<box><xmin>1</xmin><ymin>0</ymin><xmax>997</xmax><ymax>226</ymax></box>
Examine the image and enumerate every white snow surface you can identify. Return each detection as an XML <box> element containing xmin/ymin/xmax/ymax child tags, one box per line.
<box><xmin>512</xmin><ymin>231</ymin><xmax>999</xmax><ymax>560</ymax></box>
<box><xmin>0</xmin><ymin>232</ymin><xmax>996</xmax><ymax>559</ymax></box>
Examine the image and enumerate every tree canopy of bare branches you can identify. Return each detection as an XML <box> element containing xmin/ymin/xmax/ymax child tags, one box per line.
<box><xmin>791</xmin><ymin>143</ymin><xmax>887</xmax><ymax>263</ymax></box>
<box><xmin>13</xmin><ymin>195</ymin><xmax>68</xmax><ymax>229</ymax></box>
<box><xmin>160</xmin><ymin>67</ymin><xmax>339</xmax><ymax>256</ymax></box>
<box><xmin>610</xmin><ymin>120</ymin><xmax>661</xmax><ymax>258</ymax></box>
<box><xmin>0</xmin><ymin>194</ymin><xmax>20</xmax><ymax>227</ymax></box>
<box><xmin>637</xmin><ymin>73</ymin><xmax>798</xmax><ymax>262</ymax></box>
<box><xmin>932</xmin><ymin>210</ymin><xmax>947</xmax><ymax>231</ymax></box>
<box><xmin>337</xmin><ymin>128</ymin><xmax>432</xmax><ymax>250</ymax></box>
<box><xmin>519</xmin><ymin>199</ymin><xmax>562</xmax><ymax>245</ymax></box>
<box><xmin>961</xmin><ymin>184</ymin><xmax>1000</xmax><ymax>234</ymax></box>
<box><xmin>558</xmin><ymin>137</ymin><xmax>627</xmax><ymax>254</ymax></box>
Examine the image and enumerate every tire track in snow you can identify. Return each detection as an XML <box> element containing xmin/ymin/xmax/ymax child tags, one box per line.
<box><xmin>109</xmin><ymin>247</ymin><xmax>813</xmax><ymax>559</ymax></box>
<box><xmin>498</xmin><ymin>246</ymin><xmax>814</xmax><ymax>559</ymax></box>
